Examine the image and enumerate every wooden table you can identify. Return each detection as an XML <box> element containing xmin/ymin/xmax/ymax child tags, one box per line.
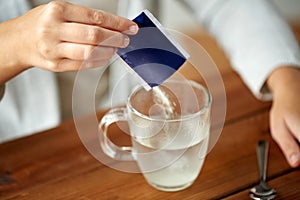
<box><xmin>1</xmin><ymin>28</ymin><xmax>300</xmax><ymax>200</ymax></box>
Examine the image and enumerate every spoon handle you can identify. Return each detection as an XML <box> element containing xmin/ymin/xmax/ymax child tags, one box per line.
<box><xmin>257</xmin><ymin>140</ymin><xmax>268</xmax><ymax>182</ymax></box>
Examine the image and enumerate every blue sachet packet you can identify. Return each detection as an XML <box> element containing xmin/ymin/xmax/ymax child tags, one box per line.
<box><xmin>117</xmin><ymin>10</ymin><xmax>189</xmax><ymax>90</ymax></box>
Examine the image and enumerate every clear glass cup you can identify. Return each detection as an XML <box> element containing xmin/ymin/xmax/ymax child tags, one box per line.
<box><xmin>99</xmin><ymin>79</ymin><xmax>211</xmax><ymax>192</ymax></box>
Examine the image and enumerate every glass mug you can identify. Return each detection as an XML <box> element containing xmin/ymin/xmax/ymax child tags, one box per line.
<box><xmin>99</xmin><ymin>79</ymin><xmax>211</xmax><ymax>192</ymax></box>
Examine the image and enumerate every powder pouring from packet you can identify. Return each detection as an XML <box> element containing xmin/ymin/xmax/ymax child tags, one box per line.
<box><xmin>117</xmin><ymin>10</ymin><xmax>190</xmax><ymax>90</ymax></box>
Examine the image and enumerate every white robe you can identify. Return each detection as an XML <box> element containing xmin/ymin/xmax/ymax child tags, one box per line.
<box><xmin>1</xmin><ymin>0</ymin><xmax>300</xmax><ymax>143</ymax></box>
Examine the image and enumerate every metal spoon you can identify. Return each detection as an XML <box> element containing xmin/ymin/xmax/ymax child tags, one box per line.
<box><xmin>249</xmin><ymin>140</ymin><xmax>277</xmax><ymax>200</ymax></box>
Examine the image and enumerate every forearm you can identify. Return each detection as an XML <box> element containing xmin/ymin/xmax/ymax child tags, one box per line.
<box><xmin>0</xmin><ymin>18</ymin><xmax>31</xmax><ymax>84</ymax></box>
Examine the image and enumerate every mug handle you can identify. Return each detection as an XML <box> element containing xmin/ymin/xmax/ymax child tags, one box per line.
<box><xmin>98</xmin><ymin>107</ymin><xmax>135</xmax><ymax>161</ymax></box>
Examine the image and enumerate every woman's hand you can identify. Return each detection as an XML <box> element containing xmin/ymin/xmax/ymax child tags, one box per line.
<box><xmin>267</xmin><ymin>66</ymin><xmax>300</xmax><ymax>167</ymax></box>
<box><xmin>0</xmin><ymin>0</ymin><xmax>138</xmax><ymax>84</ymax></box>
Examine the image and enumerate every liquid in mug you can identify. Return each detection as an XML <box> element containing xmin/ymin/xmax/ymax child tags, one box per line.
<box><xmin>131</xmin><ymin>120</ymin><xmax>209</xmax><ymax>192</ymax></box>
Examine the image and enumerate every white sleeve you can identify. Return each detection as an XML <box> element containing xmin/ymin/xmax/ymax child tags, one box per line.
<box><xmin>185</xmin><ymin>0</ymin><xmax>300</xmax><ymax>100</ymax></box>
<box><xmin>0</xmin><ymin>0</ymin><xmax>31</xmax><ymax>21</ymax></box>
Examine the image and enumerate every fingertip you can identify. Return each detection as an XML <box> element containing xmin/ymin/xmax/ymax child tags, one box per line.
<box><xmin>122</xmin><ymin>36</ymin><xmax>130</xmax><ymax>47</ymax></box>
<box><xmin>289</xmin><ymin>152</ymin><xmax>300</xmax><ymax>168</ymax></box>
<box><xmin>123</xmin><ymin>24</ymin><xmax>139</xmax><ymax>35</ymax></box>
<box><xmin>129</xmin><ymin>24</ymin><xmax>139</xmax><ymax>34</ymax></box>
<box><xmin>270</xmin><ymin>124</ymin><xmax>300</xmax><ymax>168</ymax></box>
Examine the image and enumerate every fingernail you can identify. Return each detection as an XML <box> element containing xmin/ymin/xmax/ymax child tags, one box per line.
<box><xmin>129</xmin><ymin>25</ymin><xmax>138</xmax><ymax>34</ymax></box>
<box><xmin>123</xmin><ymin>36</ymin><xmax>130</xmax><ymax>47</ymax></box>
<box><xmin>290</xmin><ymin>153</ymin><xmax>300</xmax><ymax>166</ymax></box>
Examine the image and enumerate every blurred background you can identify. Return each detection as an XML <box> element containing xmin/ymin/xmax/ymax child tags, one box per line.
<box><xmin>31</xmin><ymin>0</ymin><xmax>300</xmax><ymax>32</ymax></box>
